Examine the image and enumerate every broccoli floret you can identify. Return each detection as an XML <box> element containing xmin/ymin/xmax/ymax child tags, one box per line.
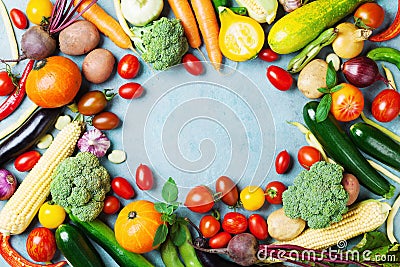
<box><xmin>50</xmin><ymin>152</ymin><xmax>111</xmax><ymax>221</ymax></box>
<box><xmin>131</xmin><ymin>17</ymin><xmax>189</xmax><ymax>70</ymax></box>
<box><xmin>282</xmin><ymin>161</ymin><xmax>349</xmax><ymax>229</ymax></box>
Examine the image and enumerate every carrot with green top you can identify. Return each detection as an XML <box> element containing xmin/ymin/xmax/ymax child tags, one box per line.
<box><xmin>191</xmin><ymin>0</ymin><xmax>222</xmax><ymax>70</ymax></box>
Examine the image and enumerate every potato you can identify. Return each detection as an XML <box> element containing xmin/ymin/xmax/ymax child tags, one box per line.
<box><xmin>267</xmin><ymin>208</ymin><xmax>306</xmax><ymax>241</ymax></box>
<box><xmin>59</xmin><ymin>20</ymin><xmax>100</xmax><ymax>56</ymax></box>
<box><xmin>82</xmin><ymin>48</ymin><xmax>115</xmax><ymax>84</ymax></box>
<box><xmin>341</xmin><ymin>173</ymin><xmax>360</xmax><ymax>206</ymax></box>
<box><xmin>297</xmin><ymin>59</ymin><xmax>328</xmax><ymax>99</ymax></box>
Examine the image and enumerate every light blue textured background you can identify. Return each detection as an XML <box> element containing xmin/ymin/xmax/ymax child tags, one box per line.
<box><xmin>0</xmin><ymin>0</ymin><xmax>399</xmax><ymax>266</ymax></box>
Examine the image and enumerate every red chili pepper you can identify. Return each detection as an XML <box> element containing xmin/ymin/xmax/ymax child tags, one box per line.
<box><xmin>0</xmin><ymin>59</ymin><xmax>34</xmax><ymax>121</ymax></box>
<box><xmin>369</xmin><ymin>0</ymin><xmax>400</xmax><ymax>42</ymax></box>
<box><xmin>0</xmin><ymin>233</ymin><xmax>67</xmax><ymax>267</ymax></box>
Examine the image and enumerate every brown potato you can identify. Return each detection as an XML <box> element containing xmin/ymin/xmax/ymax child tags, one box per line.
<box><xmin>267</xmin><ymin>208</ymin><xmax>306</xmax><ymax>241</ymax></box>
<box><xmin>59</xmin><ymin>20</ymin><xmax>100</xmax><ymax>56</ymax></box>
<box><xmin>341</xmin><ymin>173</ymin><xmax>360</xmax><ymax>206</ymax></box>
<box><xmin>297</xmin><ymin>59</ymin><xmax>328</xmax><ymax>99</ymax></box>
<box><xmin>82</xmin><ymin>48</ymin><xmax>115</xmax><ymax>84</ymax></box>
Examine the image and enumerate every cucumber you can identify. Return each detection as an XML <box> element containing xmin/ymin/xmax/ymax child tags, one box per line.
<box><xmin>303</xmin><ymin>101</ymin><xmax>395</xmax><ymax>199</ymax></box>
<box><xmin>268</xmin><ymin>0</ymin><xmax>372</xmax><ymax>54</ymax></box>
<box><xmin>69</xmin><ymin>213</ymin><xmax>154</xmax><ymax>267</ymax></box>
<box><xmin>349</xmin><ymin>122</ymin><xmax>400</xmax><ymax>171</ymax></box>
<box><xmin>55</xmin><ymin>224</ymin><xmax>106</xmax><ymax>267</ymax></box>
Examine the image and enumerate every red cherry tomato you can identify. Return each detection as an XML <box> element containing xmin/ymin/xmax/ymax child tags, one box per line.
<box><xmin>0</xmin><ymin>71</ymin><xmax>16</xmax><ymax>96</ymax></box>
<box><xmin>182</xmin><ymin>53</ymin><xmax>203</xmax><ymax>76</ymax></box>
<box><xmin>222</xmin><ymin>212</ymin><xmax>248</xmax><ymax>234</ymax></box>
<box><xmin>248</xmin><ymin>214</ymin><xmax>268</xmax><ymax>240</ymax></box>
<box><xmin>199</xmin><ymin>215</ymin><xmax>220</xmax><ymax>238</ymax></box>
<box><xmin>215</xmin><ymin>176</ymin><xmax>238</xmax><ymax>206</ymax></box>
<box><xmin>14</xmin><ymin>150</ymin><xmax>41</xmax><ymax>172</ymax></box>
<box><xmin>10</xmin><ymin>8</ymin><xmax>28</xmax><ymax>29</ymax></box>
<box><xmin>117</xmin><ymin>54</ymin><xmax>140</xmax><ymax>79</ymax></box>
<box><xmin>266</xmin><ymin>65</ymin><xmax>293</xmax><ymax>91</ymax></box>
<box><xmin>26</xmin><ymin>227</ymin><xmax>57</xmax><ymax>262</ymax></box>
<box><xmin>265</xmin><ymin>181</ymin><xmax>287</xmax><ymax>205</ymax></box>
<box><xmin>135</xmin><ymin>164</ymin><xmax>154</xmax><ymax>190</ymax></box>
<box><xmin>92</xmin><ymin>111</ymin><xmax>120</xmax><ymax>130</ymax></box>
<box><xmin>258</xmin><ymin>48</ymin><xmax>279</xmax><ymax>62</ymax></box>
<box><xmin>77</xmin><ymin>90</ymin><xmax>108</xmax><ymax>116</ymax></box>
<box><xmin>209</xmin><ymin>231</ymin><xmax>232</xmax><ymax>249</ymax></box>
<box><xmin>354</xmin><ymin>3</ymin><xmax>385</xmax><ymax>29</ymax></box>
<box><xmin>297</xmin><ymin>146</ymin><xmax>322</xmax><ymax>169</ymax></box>
<box><xmin>371</xmin><ymin>89</ymin><xmax>400</xmax><ymax>122</ymax></box>
<box><xmin>275</xmin><ymin>150</ymin><xmax>291</xmax><ymax>174</ymax></box>
<box><xmin>103</xmin><ymin>195</ymin><xmax>121</xmax><ymax>215</ymax></box>
<box><xmin>184</xmin><ymin>185</ymin><xmax>214</xmax><ymax>213</ymax></box>
<box><xmin>111</xmin><ymin>177</ymin><xmax>135</xmax><ymax>199</ymax></box>
<box><xmin>119</xmin><ymin>82</ymin><xmax>143</xmax><ymax>99</ymax></box>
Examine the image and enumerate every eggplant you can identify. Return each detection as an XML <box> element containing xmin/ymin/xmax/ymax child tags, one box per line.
<box><xmin>0</xmin><ymin>107</ymin><xmax>62</xmax><ymax>166</ymax></box>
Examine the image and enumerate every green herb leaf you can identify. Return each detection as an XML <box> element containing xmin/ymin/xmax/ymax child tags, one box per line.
<box><xmin>154</xmin><ymin>202</ymin><xmax>170</xmax><ymax>214</ymax></box>
<box><xmin>162</xmin><ymin>177</ymin><xmax>178</xmax><ymax>203</ymax></box>
<box><xmin>316</xmin><ymin>94</ymin><xmax>332</xmax><ymax>122</ymax></box>
<box><xmin>171</xmin><ymin>223</ymin><xmax>187</xmax><ymax>247</ymax></box>
<box><xmin>326</xmin><ymin>61</ymin><xmax>337</xmax><ymax>89</ymax></box>
<box><xmin>318</xmin><ymin>87</ymin><xmax>330</xmax><ymax>94</ymax></box>
<box><xmin>162</xmin><ymin>213</ymin><xmax>176</xmax><ymax>224</ymax></box>
<box><xmin>152</xmin><ymin>224</ymin><xmax>168</xmax><ymax>247</ymax></box>
<box><xmin>330</xmin><ymin>84</ymin><xmax>344</xmax><ymax>93</ymax></box>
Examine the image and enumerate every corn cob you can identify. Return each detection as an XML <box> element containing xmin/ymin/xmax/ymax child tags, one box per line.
<box><xmin>0</xmin><ymin>121</ymin><xmax>84</xmax><ymax>235</ymax></box>
<box><xmin>277</xmin><ymin>199</ymin><xmax>391</xmax><ymax>250</ymax></box>
<box><xmin>235</xmin><ymin>0</ymin><xmax>278</xmax><ymax>24</ymax></box>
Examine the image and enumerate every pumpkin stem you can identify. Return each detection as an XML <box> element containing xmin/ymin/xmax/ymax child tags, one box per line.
<box><xmin>33</xmin><ymin>59</ymin><xmax>48</xmax><ymax>70</ymax></box>
<box><xmin>128</xmin><ymin>211</ymin><xmax>137</xmax><ymax>219</ymax></box>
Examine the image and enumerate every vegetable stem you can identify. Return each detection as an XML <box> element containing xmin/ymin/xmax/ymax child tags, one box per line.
<box><xmin>387</xmin><ymin>193</ymin><xmax>400</xmax><ymax>243</ymax></box>
<box><xmin>0</xmin><ymin>0</ymin><xmax>19</xmax><ymax>66</ymax></box>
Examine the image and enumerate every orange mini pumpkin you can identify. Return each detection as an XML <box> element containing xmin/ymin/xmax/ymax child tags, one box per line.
<box><xmin>114</xmin><ymin>200</ymin><xmax>163</xmax><ymax>254</ymax></box>
<box><xmin>26</xmin><ymin>56</ymin><xmax>81</xmax><ymax>108</ymax></box>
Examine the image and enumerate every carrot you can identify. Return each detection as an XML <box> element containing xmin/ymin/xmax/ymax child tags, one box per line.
<box><xmin>73</xmin><ymin>0</ymin><xmax>132</xmax><ymax>50</ymax></box>
<box><xmin>167</xmin><ymin>0</ymin><xmax>201</xmax><ymax>49</ymax></box>
<box><xmin>191</xmin><ymin>0</ymin><xmax>222</xmax><ymax>70</ymax></box>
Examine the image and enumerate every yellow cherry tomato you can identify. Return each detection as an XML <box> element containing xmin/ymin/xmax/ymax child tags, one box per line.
<box><xmin>26</xmin><ymin>0</ymin><xmax>53</xmax><ymax>25</ymax></box>
<box><xmin>240</xmin><ymin>186</ymin><xmax>265</xmax><ymax>211</ymax></box>
<box><xmin>38</xmin><ymin>201</ymin><xmax>66</xmax><ymax>229</ymax></box>
<box><xmin>218</xmin><ymin>7</ymin><xmax>265</xmax><ymax>62</ymax></box>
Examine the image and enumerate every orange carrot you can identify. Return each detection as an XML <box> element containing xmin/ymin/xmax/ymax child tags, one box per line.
<box><xmin>73</xmin><ymin>0</ymin><xmax>132</xmax><ymax>50</ymax></box>
<box><xmin>167</xmin><ymin>0</ymin><xmax>202</xmax><ymax>49</ymax></box>
<box><xmin>191</xmin><ymin>0</ymin><xmax>222</xmax><ymax>70</ymax></box>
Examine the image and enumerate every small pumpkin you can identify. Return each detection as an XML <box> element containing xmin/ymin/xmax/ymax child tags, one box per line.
<box><xmin>114</xmin><ymin>200</ymin><xmax>163</xmax><ymax>254</ymax></box>
<box><xmin>26</xmin><ymin>56</ymin><xmax>82</xmax><ymax>108</ymax></box>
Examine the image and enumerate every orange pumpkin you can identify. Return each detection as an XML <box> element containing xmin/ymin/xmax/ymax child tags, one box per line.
<box><xmin>114</xmin><ymin>200</ymin><xmax>163</xmax><ymax>254</ymax></box>
<box><xmin>26</xmin><ymin>56</ymin><xmax>81</xmax><ymax>108</ymax></box>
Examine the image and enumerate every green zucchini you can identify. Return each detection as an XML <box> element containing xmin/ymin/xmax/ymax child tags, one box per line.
<box><xmin>55</xmin><ymin>224</ymin><xmax>106</xmax><ymax>267</ymax></box>
<box><xmin>268</xmin><ymin>0</ymin><xmax>372</xmax><ymax>54</ymax></box>
<box><xmin>349</xmin><ymin>122</ymin><xmax>400</xmax><ymax>171</ymax></box>
<box><xmin>69</xmin><ymin>213</ymin><xmax>154</xmax><ymax>267</ymax></box>
<box><xmin>303</xmin><ymin>101</ymin><xmax>395</xmax><ymax>199</ymax></box>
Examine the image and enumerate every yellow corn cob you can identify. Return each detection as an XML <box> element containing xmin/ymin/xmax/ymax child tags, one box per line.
<box><xmin>235</xmin><ymin>0</ymin><xmax>278</xmax><ymax>24</ymax></box>
<box><xmin>278</xmin><ymin>199</ymin><xmax>391</xmax><ymax>250</ymax></box>
<box><xmin>0</xmin><ymin>121</ymin><xmax>84</xmax><ymax>235</ymax></box>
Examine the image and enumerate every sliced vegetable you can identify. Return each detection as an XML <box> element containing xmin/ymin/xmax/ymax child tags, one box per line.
<box><xmin>108</xmin><ymin>149</ymin><xmax>126</xmax><ymax>164</ymax></box>
<box><xmin>121</xmin><ymin>0</ymin><xmax>163</xmax><ymax>26</ymax></box>
<box><xmin>36</xmin><ymin>134</ymin><xmax>53</xmax><ymax>149</ymax></box>
<box><xmin>303</xmin><ymin>101</ymin><xmax>395</xmax><ymax>199</ymax></box>
<box><xmin>332</xmin><ymin>22</ymin><xmax>371</xmax><ymax>59</ymax></box>
<box><xmin>235</xmin><ymin>0</ymin><xmax>278</xmax><ymax>24</ymax></box>
<box><xmin>287</xmin><ymin>27</ymin><xmax>338</xmax><ymax>73</ymax></box>
<box><xmin>78</xmin><ymin>129</ymin><xmax>111</xmax><ymax>157</ymax></box>
<box><xmin>325</xmin><ymin>53</ymin><xmax>341</xmax><ymax>71</ymax></box>
<box><xmin>0</xmin><ymin>121</ymin><xmax>84</xmax><ymax>234</ymax></box>
<box><xmin>369</xmin><ymin>0</ymin><xmax>400</xmax><ymax>41</ymax></box>
<box><xmin>0</xmin><ymin>169</ymin><xmax>17</xmax><ymax>200</ymax></box>
<box><xmin>349</xmin><ymin>122</ymin><xmax>400</xmax><ymax>172</ymax></box>
<box><xmin>0</xmin><ymin>0</ymin><xmax>19</xmax><ymax>65</ymax></box>
<box><xmin>55</xmin><ymin>115</ymin><xmax>72</xmax><ymax>130</ymax></box>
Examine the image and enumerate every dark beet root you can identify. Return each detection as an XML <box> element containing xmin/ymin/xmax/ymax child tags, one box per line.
<box><xmin>21</xmin><ymin>26</ymin><xmax>57</xmax><ymax>60</ymax></box>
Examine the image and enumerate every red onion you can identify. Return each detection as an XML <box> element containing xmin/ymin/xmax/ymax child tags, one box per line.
<box><xmin>342</xmin><ymin>56</ymin><xmax>387</xmax><ymax>88</ymax></box>
<box><xmin>0</xmin><ymin>169</ymin><xmax>17</xmax><ymax>200</ymax></box>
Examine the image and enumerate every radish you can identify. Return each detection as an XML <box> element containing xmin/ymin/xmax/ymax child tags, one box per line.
<box><xmin>1</xmin><ymin>0</ymin><xmax>97</xmax><ymax>63</ymax></box>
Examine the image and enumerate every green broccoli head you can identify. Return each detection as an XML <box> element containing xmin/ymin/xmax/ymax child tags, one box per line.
<box><xmin>282</xmin><ymin>161</ymin><xmax>349</xmax><ymax>229</ymax></box>
<box><xmin>131</xmin><ymin>17</ymin><xmax>189</xmax><ymax>70</ymax></box>
<box><xmin>50</xmin><ymin>152</ymin><xmax>111</xmax><ymax>221</ymax></box>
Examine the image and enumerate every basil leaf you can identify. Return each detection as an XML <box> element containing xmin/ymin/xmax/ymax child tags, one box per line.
<box><xmin>152</xmin><ymin>224</ymin><xmax>168</xmax><ymax>247</ymax></box>
<box><xmin>316</xmin><ymin>94</ymin><xmax>332</xmax><ymax>122</ymax></box>
<box><xmin>171</xmin><ymin>223</ymin><xmax>187</xmax><ymax>247</ymax></box>
<box><xmin>330</xmin><ymin>84</ymin><xmax>344</xmax><ymax>93</ymax></box>
<box><xmin>162</xmin><ymin>177</ymin><xmax>178</xmax><ymax>203</ymax></box>
<box><xmin>154</xmin><ymin>202</ymin><xmax>170</xmax><ymax>214</ymax></box>
<box><xmin>318</xmin><ymin>87</ymin><xmax>330</xmax><ymax>94</ymax></box>
<box><xmin>326</xmin><ymin>61</ymin><xmax>337</xmax><ymax>89</ymax></box>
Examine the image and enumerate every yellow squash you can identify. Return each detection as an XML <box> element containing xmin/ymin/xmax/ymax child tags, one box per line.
<box><xmin>218</xmin><ymin>7</ymin><xmax>264</xmax><ymax>62</ymax></box>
